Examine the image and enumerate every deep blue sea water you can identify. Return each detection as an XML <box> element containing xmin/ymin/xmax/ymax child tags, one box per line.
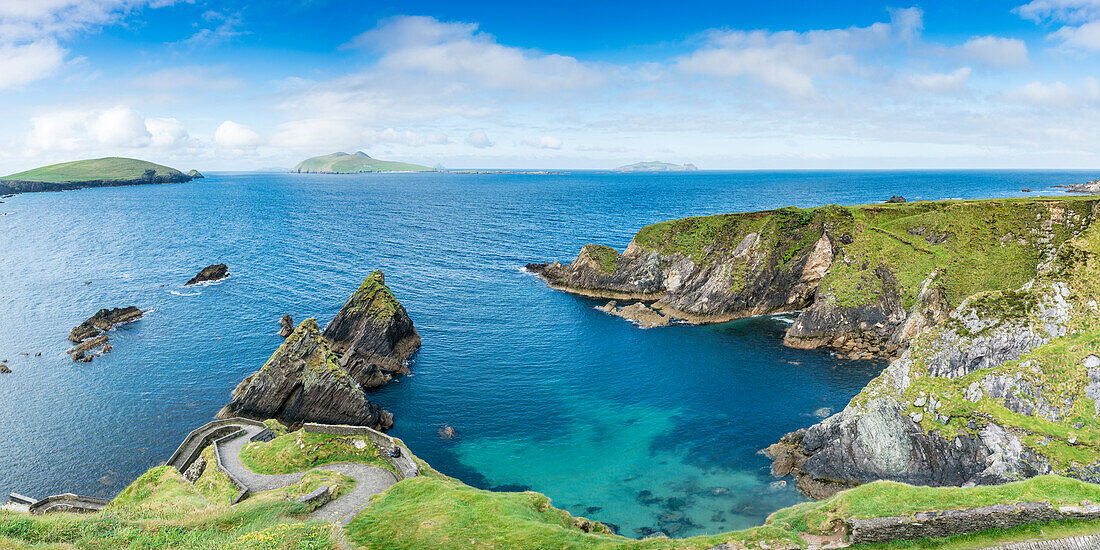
<box><xmin>0</xmin><ymin>170</ymin><xmax>1090</xmax><ymax>537</ymax></box>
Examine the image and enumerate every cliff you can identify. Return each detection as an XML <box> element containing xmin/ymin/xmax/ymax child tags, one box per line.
<box><xmin>218</xmin><ymin>270</ymin><xmax>419</xmax><ymax>430</ymax></box>
<box><xmin>0</xmin><ymin>157</ymin><xmax>194</xmax><ymax>194</ymax></box>
<box><xmin>293</xmin><ymin>151</ymin><xmax>434</xmax><ymax>173</ymax></box>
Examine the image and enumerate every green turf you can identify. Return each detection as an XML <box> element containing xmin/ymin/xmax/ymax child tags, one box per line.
<box><xmin>1</xmin><ymin>157</ymin><xmax>187</xmax><ymax>184</ymax></box>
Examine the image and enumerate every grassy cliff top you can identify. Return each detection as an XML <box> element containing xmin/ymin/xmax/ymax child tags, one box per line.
<box><xmin>6</xmin><ymin>429</ymin><xmax>1100</xmax><ymax>549</ymax></box>
<box><xmin>0</xmin><ymin>157</ymin><xmax>188</xmax><ymax>183</ymax></box>
<box><xmin>293</xmin><ymin>152</ymin><xmax>435</xmax><ymax>173</ymax></box>
<box><xmin>614</xmin><ymin>161</ymin><xmax>699</xmax><ymax>172</ymax></box>
<box><xmin>632</xmin><ymin>195</ymin><xmax>1100</xmax><ymax>310</ymax></box>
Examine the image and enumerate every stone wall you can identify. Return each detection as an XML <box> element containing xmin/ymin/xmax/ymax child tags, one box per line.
<box><xmin>166</xmin><ymin>417</ymin><xmax>268</xmax><ymax>472</ymax></box>
<box><xmin>212</xmin><ymin>429</ymin><xmax>251</xmax><ymax>505</ymax></box>
<box><xmin>849</xmin><ymin>502</ymin><xmax>1100</xmax><ymax>544</ymax></box>
<box><xmin>28</xmin><ymin>493</ymin><xmax>110</xmax><ymax>515</ymax></box>
<box><xmin>303</xmin><ymin>422</ymin><xmax>419</xmax><ymax>479</ymax></box>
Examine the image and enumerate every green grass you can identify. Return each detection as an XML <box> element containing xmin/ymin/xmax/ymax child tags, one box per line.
<box><xmin>239</xmin><ymin>430</ymin><xmax>396</xmax><ymax>476</ymax></box>
<box><xmin>581</xmin><ymin>244</ymin><xmax>619</xmax><ymax>273</ymax></box>
<box><xmin>1</xmin><ymin>157</ymin><xmax>187</xmax><ymax>183</ymax></box>
<box><xmin>348</xmin><ymin>270</ymin><xmax>402</xmax><ymax>324</ymax></box>
<box><xmin>294</xmin><ymin>152</ymin><xmax>434</xmax><ymax>173</ymax></box>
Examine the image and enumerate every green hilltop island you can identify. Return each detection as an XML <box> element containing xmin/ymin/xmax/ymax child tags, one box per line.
<box><xmin>10</xmin><ymin>196</ymin><xmax>1100</xmax><ymax>550</ymax></box>
<box><xmin>614</xmin><ymin>161</ymin><xmax>699</xmax><ymax>172</ymax></box>
<box><xmin>0</xmin><ymin>157</ymin><xmax>200</xmax><ymax>195</ymax></box>
<box><xmin>293</xmin><ymin>151</ymin><xmax>436</xmax><ymax>174</ymax></box>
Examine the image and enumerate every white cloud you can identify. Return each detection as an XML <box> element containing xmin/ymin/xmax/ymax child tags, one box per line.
<box><xmin>89</xmin><ymin>105</ymin><xmax>151</xmax><ymax>147</ymax></box>
<box><xmin>134</xmin><ymin>65</ymin><xmax>244</xmax><ymax>91</ymax></box>
<box><xmin>465</xmin><ymin>129</ymin><xmax>493</xmax><ymax>148</ymax></box>
<box><xmin>348</xmin><ymin>16</ymin><xmax>603</xmax><ymax>92</ymax></box>
<box><xmin>214</xmin><ymin>120</ymin><xmax>262</xmax><ymax>148</ymax></box>
<box><xmin>534</xmin><ymin>136</ymin><xmax>562</xmax><ymax>149</ymax></box>
<box><xmin>26</xmin><ymin>105</ymin><xmax>189</xmax><ymax>151</ymax></box>
<box><xmin>956</xmin><ymin>36</ymin><xmax>1029</xmax><ymax>68</ymax></box>
<box><xmin>1015</xmin><ymin>0</ymin><xmax>1100</xmax><ymax>23</ymax></box>
<box><xmin>1002</xmin><ymin>78</ymin><xmax>1100</xmax><ymax>106</ymax></box>
<box><xmin>904</xmin><ymin>67</ymin><xmax>971</xmax><ymax>93</ymax></box>
<box><xmin>0</xmin><ymin>40</ymin><xmax>66</xmax><ymax>89</ymax></box>
<box><xmin>676</xmin><ymin>8</ymin><xmax>924</xmax><ymax>96</ymax></box>
<box><xmin>269</xmin><ymin>118</ymin><xmax>448</xmax><ymax>151</ymax></box>
<box><xmin>145</xmin><ymin>117</ymin><xmax>189</xmax><ymax>147</ymax></box>
<box><xmin>1050</xmin><ymin>20</ymin><xmax>1100</xmax><ymax>50</ymax></box>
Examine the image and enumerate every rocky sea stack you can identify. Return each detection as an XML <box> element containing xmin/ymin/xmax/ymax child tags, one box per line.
<box><xmin>218</xmin><ymin>270</ymin><xmax>419</xmax><ymax>430</ymax></box>
<box><xmin>185</xmin><ymin>264</ymin><xmax>228</xmax><ymax>286</ymax></box>
<box><xmin>67</xmin><ymin>306</ymin><xmax>142</xmax><ymax>361</ymax></box>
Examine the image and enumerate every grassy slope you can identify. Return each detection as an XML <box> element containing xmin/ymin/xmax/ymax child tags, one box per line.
<box><xmin>6</xmin><ymin>428</ymin><xmax>1100</xmax><ymax>549</ymax></box>
<box><xmin>294</xmin><ymin>152</ymin><xmax>434</xmax><ymax>173</ymax></box>
<box><xmin>1</xmin><ymin>157</ymin><xmax>187</xmax><ymax>183</ymax></box>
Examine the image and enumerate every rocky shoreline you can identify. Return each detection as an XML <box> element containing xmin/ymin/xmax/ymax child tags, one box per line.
<box><xmin>1055</xmin><ymin>179</ymin><xmax>1100</xmax><ymax>194</ymax></box>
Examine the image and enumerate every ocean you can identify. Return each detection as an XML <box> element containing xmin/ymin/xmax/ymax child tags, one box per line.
<box><xmin>0</xmin><ymin>169</ymin><xmax>1088</xmax><ymax>537</ymax></box>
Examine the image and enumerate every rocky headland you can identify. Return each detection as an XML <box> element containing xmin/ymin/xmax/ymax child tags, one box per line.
<box><xmin>532</xmin><ymin>196</ymin><xmax>1100</xmax><ymax>500</ymax></box>
<box><xmin>217</xmin><ymin>270</ymin><xmax>419</xmax><ymax>430</ymax></box>
<box><xmin>185</xmin><ymin>263</ymin><xmax>229</xmax><ymax>286</ymax></box>
<box><xmin>67</xmin><ymin>306</ymin><xmax>143</xmax><ymax>362</ymax></box>
<box><xmin>0</xmin><ymin>157</ymin><xmax>196</xmax><ymax>195</ymax></box>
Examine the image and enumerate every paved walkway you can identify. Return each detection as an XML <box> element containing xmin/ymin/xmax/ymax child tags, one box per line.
<box><xmin>982</xmin><ymin>534</ymin><xmax>1100</xmax><ymax>550</ymax></box>
<box><xmin>211</xmin><ymin>423</ymin><xmax>400</xmax><ymax>526</ymax></box>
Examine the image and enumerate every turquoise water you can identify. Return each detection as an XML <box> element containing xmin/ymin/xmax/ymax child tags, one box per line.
<box><xmin>0</xmin><ymin>170</ymin><xmax>1087</xmax><ymax>537</ymax></box>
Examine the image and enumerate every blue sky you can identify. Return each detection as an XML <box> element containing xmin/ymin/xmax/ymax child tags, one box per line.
<box><xmin>1</xmin><ymin>0</ymin><xmax>1099</xmax><ymax>171</ymax></box>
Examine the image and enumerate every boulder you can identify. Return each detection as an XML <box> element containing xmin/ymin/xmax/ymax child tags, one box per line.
<box><xmin>185</xmin><ymin>264</ymin><xmax>228</xmax><ymax>286</ymax></box>
<box><xmin>322</xmin><ymin>270</ymin><xmax>421</xmax><ymax>389</ymax></box>
<box><xmin>279</xmin><ymin>314</ymin><xmax>294</xmax><ymax>338</ymax></box>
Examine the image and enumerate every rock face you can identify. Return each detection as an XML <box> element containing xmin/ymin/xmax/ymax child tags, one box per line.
<box><xmin>67</xmin><ymin>307</ymin><xmax>142</xmax><ymax>362</ymax></box>
<box><xmin>185</xmin><ymin>264</ymin><xmax>228</xmax><ymax>286</ymax></box>
<box><xmin>217</xmin><ymin>318</ymin><xmax>394</xmax><ymax>431</ymax></box>
<box><xmin>218</xmin><ymin>270</ymin><xmax>418</xmax><ymax>430</ymax></box>
<box><xmin>279</xmin><ymin>314</ymin><xmax>294</xmax><ymax>337</ymax></box>
<box><xmin>322</xmin><ymin>270</ymin><xmax>421</xmax><ymax>389</ymax></box>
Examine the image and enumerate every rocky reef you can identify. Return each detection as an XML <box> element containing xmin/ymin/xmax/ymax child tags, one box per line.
<box><xmin>218</xmin><ymin>271</ymin><xmax>418</xmax><ymax>430</ymax></box>
<box><xmin>597</xmin><ymin>300</ymin><xmax>670</xmax><ymax>327</ymax></box>
<box><xmin>185</xmin><ymin>264</ymin><xmax>228</xmax><ymax>286</ymax></box>
<box><xmin>766</xmin><ymin>199</ymin><xmax>1100</xmax><ymax>498</ymax></box>
<box><xmin>1055</xmin><ymin>179</ymin><xmax>1100</xmax><ymax>194</ymax></box>
<box><xmin>67</xmin><ymin>307</ymin><xmax>142</xmax><ymax>362</ymax></box>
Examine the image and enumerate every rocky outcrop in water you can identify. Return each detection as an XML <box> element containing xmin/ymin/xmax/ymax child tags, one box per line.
<box><xmin>218</xmin><ymin>271</ymin><xmax>418</xmax><ymax>430</ymax></box>
<box><xmin>217</xmin><ymin>318</ymin><xmax>394</xmax><ymax>430</ymax></box>
<box><xmin>1055</xmin><ymin>179</ymin><xmax>1100</xmax><ymax>194</ymax></box>
<box><xmin>322</xmin><ymin>270</ymin><xmax>421</xmax><ymax>389</ymax></box>
<box><xmin>598</xmin><ymin>300</ymin><xmax>670</xmax><ymax>327</ymax></box>
<box><xmin>886</xmin><ymin>195</ymin><xmax>906</xmax><ymax>203</ymax></box>
<box><xmin>279</xmin><ymin>314</ymin><xmax>294</xmax><ymax>337</ymax></box>
<box><xmin>185</xmin><ymin>264</ymin><xmax>228</xmax><ymax>286</ymax></box>
<box><xmin>67</xmin><ymin>307</ymin><xmax>142</xmax><ymax>362</ymax></box>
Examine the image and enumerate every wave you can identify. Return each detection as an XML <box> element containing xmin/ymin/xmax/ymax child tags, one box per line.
<box><xmin>188</xmin><ymin>275</ymin><xmax>231</xmax><ymax>287</ymax></box>
<box><xmin>169</xmin><ymin>290</ymin><xmax>201</xmax><ymax>296</ymax></box>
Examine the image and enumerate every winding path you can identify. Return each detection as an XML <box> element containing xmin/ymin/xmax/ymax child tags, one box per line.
<box><xmin>181</xmin><ymin>421</ymin><xmax>400</xmax><ymax>526</ymax></box>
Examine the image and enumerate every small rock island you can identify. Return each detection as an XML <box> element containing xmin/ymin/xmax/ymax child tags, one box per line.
<box><xmin>218</xmin><ymin>270</ymin><xmax>420</xmax><ymax>430</ymax></box>
<box><xmin>185</xmin><ymin>264</ymin><xmax>229</xmax><ymax>286</ymax></box>
<box><xmin>0</xmin><ymin>157</ymin><xmax>198</xmax><ymax>195</ymax></box>
<box><xmin>293</xmin><ymin>151</ymin><xmax>435</xmax><ymax>174</ymax></box>
<box><xmin>67</xmin><ymin>306</ymin><xmax>143</xmax><ymax>362</ymax></box>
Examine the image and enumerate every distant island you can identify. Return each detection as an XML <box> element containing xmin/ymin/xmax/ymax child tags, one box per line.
<box><xmin>293</xmin><ymin>152</ymin><xmax>435</xmax><ymax>174</ymax></box>
<box><xmin>614</xmin><ymin>161</ymin><xmax>699</xmax><ymax>172</ymax></box>
<box><xmin>0</xmin><ymin>157</ymin><xmax>198</xmax><ymax>194</ymax></box>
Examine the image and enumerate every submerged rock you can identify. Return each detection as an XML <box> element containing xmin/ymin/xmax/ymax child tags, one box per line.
<box><xmin>279</xmin><ymin>314</ymin><xmax>294</xmax><ymax>337</ymax></box>
<box><xmin>217</xmin><ymin>318</ymin><xmax>393</xmax><ymax>430</ymax></box>
<box><xmin>185</xmin><ymin>264</ymin><xmax>228</xmax><ymax>286</ymax></box>
<box><xmin>322</xmin><ymin>270</ymin><xmax>421</xmax><ymax>389</ymax></box>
